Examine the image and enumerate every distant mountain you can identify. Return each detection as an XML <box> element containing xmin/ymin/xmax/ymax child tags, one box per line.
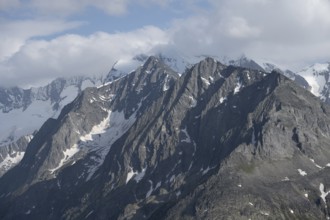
<box><xmin>0</xmin><ymin>57</ymin><xmax>330</xmax><ymax>219</ymax></box>
<box><xmin>225</xmin><ymin>55</ymin><xmax>310</xmax><ymax>90</ymax></box>
<box><xmin>0</xmin><ymin>76</ymin><xmax>104</xmax><ymax>176</ymax></box>
<box><xmin>258</xmin><ymin>62</ymin><xmax>310</xmax><ymax>90</ymax></box>
<box><xmin>297</xmin><ymin>63</ymin><xmax>330</xmax><ymax>103</ymax></box>
<box><xmin>227</xmin><ymin>55</ymin><xmax>265</xmax><ymax>71</ymax></box>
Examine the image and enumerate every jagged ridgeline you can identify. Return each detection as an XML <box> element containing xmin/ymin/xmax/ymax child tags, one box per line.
<box><xmin>0</xmin><ymin>57</ymin><xmax>330</xmax><ymax>220</ymax></box>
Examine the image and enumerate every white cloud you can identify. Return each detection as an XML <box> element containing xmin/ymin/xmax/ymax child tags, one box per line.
<box><xmin>2</xmin><ymin>0</ymin><xmax>330</xmax><ymax>88</ymax></box>
<box><xmin>168</xmin><ymin>0</ymin><xmax>330</xmax><ymax>69</ymax></box>
<box><xmin>0</xmin><ymin>26</ymin><xmax>168</xmax><ymax>87</ymax></box>
<box><xmin>226</xmin><ymin>17</ymin><xmax>261</xmax><ymax>39</ymax></box>
<box><xmin>0</xmin><ymin>19</ymin><xmax>83</xmax><ymax>61</ymax></box>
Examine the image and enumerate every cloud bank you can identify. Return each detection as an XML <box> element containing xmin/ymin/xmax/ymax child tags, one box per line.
<box><xmin>1</xmin><ymin>0</ymin><xmax>330</xmax><ymax>87</ymax></box>
<box><xmin>0</xmin><ymin>26</ymin><xmax>168</xmax><ymax>87</ymax></box>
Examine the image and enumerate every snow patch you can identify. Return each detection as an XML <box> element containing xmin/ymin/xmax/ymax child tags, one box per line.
<box><xmin>80</xmin><ymin>113</ymin><xmax>111</xmax><ymax>142</ymax></box>
<box><xmin>297</xmin><ymin>169</ymin><xmax>307</xmax><ymax>176</ymax></box>
<box><xmin>260</xmin><ymin>211</ymin><xmax>270</xmax><ymax>216</ymax></box>
<box><xmin>146</xmin><ymin>180</ymin><xmax>154</xmax><ymax>198</ymax></box>
<box><xmin>247</xmin><ymin>73</ymin><xmax>251</xmax><ymax>80</ymax></box>
<box><xmin>202</xmin><ymin>165</ymin><xmax>216</xmax><ymax>175</ymax></box>
<box><xmin>0</xmin><ymin>151</ymin><xmax>25</xmax><ymax>173</ymax></box>
<box><xmin>85</xmin><ymin>210</ymin><xmax>94</xmax><ymax>219</ymax></box>
<box><xmin>145</xmin><ymin>180</ymin><xmax>161</xmax><ymax>198</ymax></box>
<box><xmin>126</xmin><ymin>167</ymin><xmax>138</xmax><ymax>184</ymax></box>
<box><xmin>202</xmin><ymin>166</ymin><xmax>211</xmax><ymax>175</ymax></box>
<box><xmin>83</xmin><ymin>110</ymin><xmax>137</xmax><ymax>180</ymax></box>
<box><xmin>188</xmin><ymin>95</ymin><xmax>197</xmax><ymax>108</ymax></box>
<box><xmin>163</xmin><ymin>75</ymin><xmax>170</xmax><ymax>92</ymax></box>
<box><xmin>155</xmin><ymin>181</ymin><xmax>161</xmax><ymax>189</ymax></box>
<box><xmin>251</xmin><ymin>128</ymin><xmax>256</xmax><ymax>146</ymax></box>
<box><xmin>25</xmin><ymin>134</ymin><xmax>34</xmax><ymax>142</ymax></box>
<box><xmin>134</xmin><ymin>167</ymin><xmax>147</xmax><ymax>183</ymax></box>
<box><xmin>219</xmin><ymin>97</ymin><xmax>226</xmax><ymax>104</ymax></box>
<box><xmin>49</xmin><ymin>144</ymin><xmax>79</xmax><ymax>174</ymax></box>
<box><xmin>181</xmin><ymin>128</ymin><xmax>191</xmax><ymax>143</ymax></box>
<box><xmin>309</xmin><ymin>158</ymin><xmax>324</xmax><ymax>169</ymax></box>
<box><xmin>234</xmin><ymin>81</ymin><xmax>242</xmax><ymax>94</ymax></box>
<box><xmin>319</xmin><ymin>183</ymin><xmax>330</xmax><ymax>207</ymax></box>
<box><xmin>201</xmin><ymin>77</ymin><xmax>211</xmax><ymax>86</ymax></box>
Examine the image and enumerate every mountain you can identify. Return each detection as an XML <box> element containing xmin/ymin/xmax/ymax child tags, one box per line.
<box><xmin>259</xmin><ymin>62</ymin><xmax>310</xmax><ymax>90</ymax></box>
<box><xmin>104</xmin><ymin>51</ymin><xmax>196</xmax><ymax>83</ymax></box>
<box><xmin>225</xmin><ymin>55</ymin><xmax>310</xmax><ymax>90</ymax></box>
<box><xmin>0</xmin><ymin>57</ymin><xmax>330</xmax><ymax>219</ymax></box>
<box><xmin>0</xmin><ymin>75</ymin><xmax>104</xmax><ymax>176</ymax></box>
<box><xmin>227</xmin><ymin>55</ymin><xmax>265</xmax><ymax>72</ymax></box>
<box><xmin>297</xmin><ymin>63</ymin><xmax>330</xmax><ymax>104</ymax></box>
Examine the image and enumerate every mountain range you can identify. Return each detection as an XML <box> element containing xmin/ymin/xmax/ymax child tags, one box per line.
<box><xmin>0</xmin><ymin>54</ymin><xmax>330</xmax><ymax>219</ymax></box>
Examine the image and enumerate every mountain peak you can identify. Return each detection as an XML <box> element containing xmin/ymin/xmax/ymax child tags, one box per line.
<box><xmin>297</xmin><ymin>62</ymin><xmax>330</xmax><ymax>102</ymax></box>
<box><xmin>142</xmin><ymin>56</ymin><xmax>162</xmax><ymax>69</ymax></box>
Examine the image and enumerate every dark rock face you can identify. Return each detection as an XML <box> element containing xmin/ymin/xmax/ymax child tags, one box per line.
<box><xmin>0</xmin><ymin>57</ymin><xmax>330</xmax><ymax>220</ymax></box>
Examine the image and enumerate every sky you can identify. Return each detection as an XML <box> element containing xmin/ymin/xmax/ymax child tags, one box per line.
<box><xmin>1</xmin><ymin>0</ymin><xmax>330</xmax><ymax>88</ymax></box>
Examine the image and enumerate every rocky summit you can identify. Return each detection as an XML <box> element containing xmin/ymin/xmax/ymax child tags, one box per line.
<box><xmin>0</xmin><ymin>56</ymin><xmax>330</xmax><ymax>220</ymax></box>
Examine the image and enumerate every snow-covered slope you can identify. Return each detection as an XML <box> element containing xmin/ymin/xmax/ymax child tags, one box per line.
<box><xmin>104</xmin><ymin>56</ymin><xmax>145</xmax><ymax>82</ymax></box>
<box><xmin>297</xmin><ymin>63</ymin><xmax>330</xmax><ymax>101</ymax></box>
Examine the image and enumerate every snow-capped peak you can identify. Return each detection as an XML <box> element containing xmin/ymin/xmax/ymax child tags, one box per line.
<box><xmin>297</xmin><ymin>63</ymin><xmax>330</xmax><ymax>97</ymax></box>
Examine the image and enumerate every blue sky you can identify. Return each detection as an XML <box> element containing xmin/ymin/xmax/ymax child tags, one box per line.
<box><xmin>1</xmin><ymin>0</ymin><xmax>330</xmax><ymax>87</ymax></box>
